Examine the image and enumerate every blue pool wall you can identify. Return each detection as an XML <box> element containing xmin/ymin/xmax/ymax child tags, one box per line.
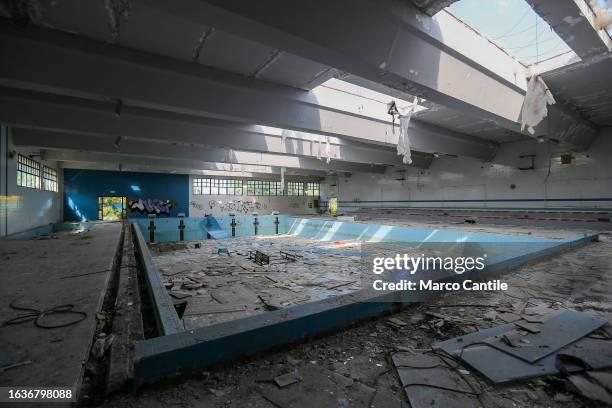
<box><xmin>132</xmin><ymin>214</ymin><xmax>289</xmax><ymax>242</ymax></box>
<box><xmin>286</xmin><ymin>217</ymin><xmax>577</xmax><ymax>243</ymax></box>
<box><xmin>285</xmin><ymin>217</ymin><xmax>595</xmax><ymax>265</ymax></box>
<box><xmin>130</xmin><ymin>215</ymin><xmax>594</xmax><ymax>257</ymax></box>
<box><xmin>63</xmin><ymin>169</ymin><xmax>189</xmax><ymax>221</ymax></box>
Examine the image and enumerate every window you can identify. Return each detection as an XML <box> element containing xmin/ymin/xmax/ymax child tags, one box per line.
<box><xmin>42</xmin><ymin>166</ymin><xmax>58</xmax><ymax>192</ymax></box>
<box><xmin>269</xmin><ymin>181</ymin><xmax>282</xmax><ymax>196</ymax></box>
<box><xmin>16</xmin><ymin>154</ymin><xmax>41</xmax><ymax>189</ymax></box>
<box><xmin>247</xmin><ymin>180</ymin><xmax>283</xmax><ymax>196</ymax></box>
<box><xmin>193</xmin><ymin>178</ymin><xmax>242</xmax><ymax>195</ymax></box>
<box><xmin>287</xmin><ymin>181</ymin><xmax>304</xmax><ymax>196</ymax></box>
<box><xmin>305</xmin><ymin>182</ymin><xmax>320</xmax><ymax>197</ymax></box>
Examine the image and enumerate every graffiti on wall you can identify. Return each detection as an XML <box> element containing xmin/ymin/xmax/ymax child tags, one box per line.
<box><xmin>128</xmin><ymin>198</ymin><xmax>175</xmax><ymax>216</ymax></box>
<box><xmin>190</xmin><ymin>200</ymin><xmax>268</xmax><ymax>214</ymax></box>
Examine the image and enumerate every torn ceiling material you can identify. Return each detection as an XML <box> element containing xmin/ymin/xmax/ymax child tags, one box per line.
<box><xmin>520</xmin><ymin>75</ymin><xmax>556</xmax><ymax>135</ymax></box>
<box><xmin>390</xmin><ymin>97</ymin><xmax>419</xmax><ymax>165</ymax></box>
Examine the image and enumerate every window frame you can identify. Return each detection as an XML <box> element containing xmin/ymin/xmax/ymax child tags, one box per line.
<box><xmin>305</xmin><ymin>182</ymin><xmax>320</xmax><ymax>197</ymax></box>
<box><xmin>42</xmin><ymin>165</ymin><xmax>58</xmax><ymax>192</ymax></box>
<box><xmin>16</xmin><ymin>154</ymin><xmax>41</xmax><ymax>189</ymax></box>
<box><xmin>193</xmin><ymin>178</ymin><xmax>243</xmax><ymax>195</ymax></box>
<box><xmin>287</xmin><ymin>181</ymin><xmax>304</xmax><ymax>196</ymax></box>
<box><xmin>247</xmin><ymin>180</ymin><xmax>283</xmax><ymax>196</ymax></box>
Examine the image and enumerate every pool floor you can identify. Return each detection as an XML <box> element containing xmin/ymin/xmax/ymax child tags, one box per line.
<box><xmin>150</xmin><ymin>234</ymin><xmax>363</xmax><ymax>330</ymax></box>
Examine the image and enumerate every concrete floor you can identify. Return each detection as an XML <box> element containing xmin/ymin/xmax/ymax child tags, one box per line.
<box><xmin>98</xmin><ymin>220</ymin><xmax>611</xmax><ymax>408</ymax></box>
<box><xmin>0</xmin><ymin>223</ymin><xmax>122</xmax><ymax>397</ymax></box>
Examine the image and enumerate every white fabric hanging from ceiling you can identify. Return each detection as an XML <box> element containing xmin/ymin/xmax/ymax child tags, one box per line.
<box><xmin>520</xmin><ymin>75</ymin><xmax>556</xmax><ymax>135</ymax></box>
<box><xmin>396</xmin><ymin>96</ymin><xmax>418</xmax><ymax>165</ymax></box>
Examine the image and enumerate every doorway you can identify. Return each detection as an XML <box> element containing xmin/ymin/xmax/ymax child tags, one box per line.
<box><xmin>97</xmin><ymin>196</ymin><xmax>126</xmax><ymax>221</ymax></box>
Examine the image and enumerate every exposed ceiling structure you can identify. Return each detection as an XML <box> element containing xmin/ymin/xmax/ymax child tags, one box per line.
<box><xmin>0</xmin><ymin>0</ymin><xmax>609</xmax><ymax>178</ymax></box>
<box><xmin>408</xmin><ymin>0</ymin><xmax>459</xmax><ymax>16</ymax></box>
<box><xmin>526</xmin><ymin>0</ymin><xmax>612</xmax><ymax>129</ymax></box>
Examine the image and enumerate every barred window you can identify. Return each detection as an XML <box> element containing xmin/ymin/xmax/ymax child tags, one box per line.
<box><xmin>247</xmin><ymin>180</ymin><xmax>283</xmax><ymax>196</ymax></box>
<box><xmin>305</xmin><ymin>182</ymin><xmax>320</xmax><ymax>197</ymax></box>
<box><xmin>42</xmin><ymin>166</ymin><xmax>58</xmax><ymax>192</ymax></box>
<box><xmin>193</xmin><ymin>178</ymin><xmax>242</xmax><ymax>195</ymax></box>
<box><xmin>16</xmin><ymin>154</ymin><xmax>41</xmax><ymax>189</ymax></box>
<box><xmin>287</xmin><ymin>181</ymin><xmax>304</xmax><ymax>196</ymax></box>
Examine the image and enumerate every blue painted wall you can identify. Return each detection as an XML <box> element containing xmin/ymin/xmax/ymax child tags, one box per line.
<box><xmin>63</xmin><ymin>169</ymin><xmax>189</xmax><ymax>221</ymax></box>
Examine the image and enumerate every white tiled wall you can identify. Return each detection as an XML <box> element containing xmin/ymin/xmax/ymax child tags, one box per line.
<box><xmin>327</xmin><ymin>130</ymin><xmax>612</xmax><ymax>209</ymax></box>
<box><xmin>0</xmin><ymin>126</ymin><xmax>61</xmax><ymax>236</ymax></box>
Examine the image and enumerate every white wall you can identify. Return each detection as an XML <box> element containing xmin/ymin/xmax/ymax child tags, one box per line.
<box><xmin>330</xmin><ymin>131</ymin><xmax>612</xmax><ymax>210</ymax></box>
<box><xmin>0</xmin><ymin>126</ymin><xmax>61</xmax><ymax>236</ymax></box>
<box><xmin>188</xmin><ymin>175</ymin><xmax>318</xmax><ymax>217</ymax></box>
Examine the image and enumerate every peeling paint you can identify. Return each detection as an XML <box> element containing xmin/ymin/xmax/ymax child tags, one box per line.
<box><xmin>563</xmin><ymin>15</ymin><xmax>583</xmax><ymax>26</ymax></box>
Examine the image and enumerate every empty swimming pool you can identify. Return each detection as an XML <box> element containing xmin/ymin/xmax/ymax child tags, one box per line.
<box><xmin>131</xmin><ymin>216</ymin><xmax>598</xmax><ymax>381</ymax></box>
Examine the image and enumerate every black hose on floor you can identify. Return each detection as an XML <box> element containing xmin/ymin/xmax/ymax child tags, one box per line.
<box><xmin>2</xmin><ymin>298</ymin><xmax>87</xmax><ymax>329</ymax></box>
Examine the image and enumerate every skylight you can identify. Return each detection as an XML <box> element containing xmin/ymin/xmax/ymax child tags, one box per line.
<box><xmin>446</xmin><ymin>0</ymin><xmax>573</xmax><ymax>66</ymax></box>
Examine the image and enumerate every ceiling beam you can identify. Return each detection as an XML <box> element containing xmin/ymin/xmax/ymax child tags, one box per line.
<box><xmin>12</xmin><ymin>127</ymin><xmax>386</xmax><ymax>174</ymax></box>
<box><xmin>0</xmin><ymin>87</ymin><xmax>433</xmax><ymax>169</ymax></box>
<box><xmin>0</xmin><ymin>21</ymin><xmax>496</xmax><ymax>162</ymax></box>
<box><xmin>526</xmin><ymin>0</ymin><xmax>612</xmax><ymax>60</ymax></box>
<box><xmin>140</xmin><ymin>0</ymin><xmax>597</xmax><ymax>148</ymax></box>
<box><xmin>46</xmin><ymin>150</ymin><xmax>326</xmax><ymax>178</ymax></box>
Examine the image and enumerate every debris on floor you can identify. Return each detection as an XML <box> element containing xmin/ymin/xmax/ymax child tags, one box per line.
<box><xmin>435</xmin><ymin>310</ymin><xmax>612</xmax><ymax>384</ymax></box>
<box><xmin>150</xmin><ymin>235</ymin><xmax>363</xmax><ymax>329</ymax></box>
<box><xmin>95</xmin><ymin>223</ymin><xmax>611</xmax><ymax>408</ymax></box>
<box><xmin>391</xmin><ymin>352</ymin><xmax>482</xmax><ymax>408</ymax></box>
